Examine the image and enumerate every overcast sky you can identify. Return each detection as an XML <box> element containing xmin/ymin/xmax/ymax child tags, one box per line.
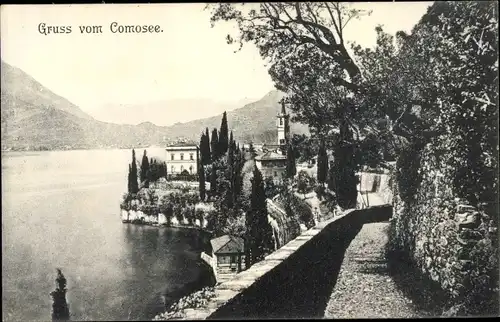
<box><xmin>1</xmin><ymin>2</ymin><xmax>432</xmax><ymax>116</ymax></box>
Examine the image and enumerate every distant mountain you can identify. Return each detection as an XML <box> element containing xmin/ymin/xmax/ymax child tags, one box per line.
<box><xmin>1</xmin><ymin>60</ymin><xmax>309</xmax><ymax>151</ymax></box>
<box><xmin>87</xmin><ymin>98</ymin><xmax>257</xmax><ymax>126</ymax></box>
<box><xmin>162</xmin><ymin>90</ymin><xmax>309</xmax><ymax>144</ymax></box>
<box><xmin>1</xmin><ymin>60</ymin><xmax>93</xmax><ymax>121</ymax></box>
<box><xmin>1</xmin><ymin>60</ymin><xmax>160</xmax><ymax>150</ymax></box>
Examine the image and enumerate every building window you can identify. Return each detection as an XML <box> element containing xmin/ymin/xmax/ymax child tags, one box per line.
<box><xmin>280</xmin><ymin>139</ymin><xmax>285</xmax><ymax>144</ymax></box>
<box><xmin>274</xmin><ymin>171</ymin><xmax>277</xmax><ymax>177</ymax></box>
<box><xmin>279</xmin><ymin>118</ymin><xmax>283</xmax><ymax>126</ymax></box>
<box><xmin>190</xmin><ymin>153</ymin><xmax>194</xmax><ymax>160</ymax></box>
<box><xmin>171</xmin><ymin>166</ymin><xmax>174</xmax><ymax>173</ymax></box>
<box><xmin>171</xmin><ymin>154</ymin><xmax>175</xmax><ymax>161</ymax></box>
<box><xmin>189</xmin><ymin>165</ymin><xmax>193</xmax><ymax>174</ymax></box>
<box><xmin>180</xmin><ymin>153</ymin><xmax>184</xmax><ymax>161</ymax></box>
<box><xmin>181</xmin><ymin>165</ymin><xmax>184</xmax><ymax>172</ymax></box>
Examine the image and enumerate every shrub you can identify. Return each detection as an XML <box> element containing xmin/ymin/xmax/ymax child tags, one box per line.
<box><xmin>153</xmin><ymin>287</ymin><xmax>216</xmax><ymax>320</ymax></box>
<box><xmin>296</xmin><ymin>170</ymin><xmax>316</xmax><ymax>197</ymax></box>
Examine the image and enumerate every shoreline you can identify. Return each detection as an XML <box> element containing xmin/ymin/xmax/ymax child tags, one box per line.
<box><xmin>122</xmin><ymin>219</ymin><xmax>213</xmax><ymax>234</ymax></box>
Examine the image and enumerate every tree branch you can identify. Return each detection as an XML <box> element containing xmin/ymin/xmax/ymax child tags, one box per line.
<box><xmin>324</xmin><ymin>2</ymin><xmax>343</xmax><ymax>44</ymax></box>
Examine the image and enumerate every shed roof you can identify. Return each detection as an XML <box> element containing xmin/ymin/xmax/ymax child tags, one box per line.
<box><xmin>210</xmin><ymin>235</ymin><xmax>244</xmax><ymax>254</ymax></box>
<box><xmin>255</xmin><ymin>151</ymin><xmax>287</xmax><ymax>161</ymax></box>
<box><xmin>166</xmin><ymin>140</ymin><xmax>198</xmax><ymax>148</ymax></box>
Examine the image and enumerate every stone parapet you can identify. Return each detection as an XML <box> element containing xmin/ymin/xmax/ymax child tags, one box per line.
<box><xmin>155</xmin><ymin>205</ymin><xmax>392</xmax><ymax>320</ymax></box>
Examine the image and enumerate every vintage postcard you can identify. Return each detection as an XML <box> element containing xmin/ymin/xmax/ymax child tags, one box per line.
<box><xmin>1</xmin><ymin>2</ymin><xmax>498</xmax><ymax>321</ymax></box>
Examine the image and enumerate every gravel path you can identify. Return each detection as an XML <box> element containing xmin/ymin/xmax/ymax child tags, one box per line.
<box><xmin>324</xmin><ymin>222</ymin><xmax>430</xmax><ymax>319</ymax></box>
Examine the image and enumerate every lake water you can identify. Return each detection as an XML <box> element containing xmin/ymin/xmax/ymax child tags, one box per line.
<box><xmin>1</xmin><ymin>148</ymin><xmax>212</xmax><ymax>321</ymax></box>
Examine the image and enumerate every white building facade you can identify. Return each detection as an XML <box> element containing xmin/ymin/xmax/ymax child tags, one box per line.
<box><xmin>165</xmin><ymin>143</ymin><xmax>199</xmax><ymax>175</ymax></box>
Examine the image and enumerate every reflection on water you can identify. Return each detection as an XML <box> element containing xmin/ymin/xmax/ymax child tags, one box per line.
<box><xmin>2</xmin><ymin>149</ymin><xmax>212</xmax><ymax>321</ymax></box>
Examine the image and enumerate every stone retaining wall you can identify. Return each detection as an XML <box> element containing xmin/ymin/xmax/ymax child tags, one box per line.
<box><xmin>154</xmin><ymin>206</ymin><xmax>392</xmax><ymax>320</ymax></box>
<box><xmin>389</xmin><ymin>151</ymin><xmax>498</xmax><ymax>316</ymax></box>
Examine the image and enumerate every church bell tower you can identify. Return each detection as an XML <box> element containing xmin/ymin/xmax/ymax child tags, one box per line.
<box><xmin>277</xmin><ymin>99</ymin><xmax>290</xmax><ymax>149</ymax></box>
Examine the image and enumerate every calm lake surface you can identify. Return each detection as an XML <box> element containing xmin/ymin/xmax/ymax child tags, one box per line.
<box><xmin>2</xmin><ymin>148</ymin><xmax>212</xmax><ymax>321</ymax></box>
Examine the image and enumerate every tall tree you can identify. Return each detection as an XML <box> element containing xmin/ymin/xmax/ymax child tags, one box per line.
<box><xmin>210</xmin><ymin>163</ymin><xmax>217</xmax><ymax>198</ymax></box>
<box><xmin>130</xmin><ymin>149</ymin><xmax>139</xmax><ymax>194</ymax></box>
<box><xmin>204</xmin><ymin>128</ymin><xmax>212</xmax><ymax>165</ymax></box>
<box><xmin>140</xmin><ymin>150</ymin><xmax>149</xmax><ymax>184</ymax></box>
<box><xmin>230</xmin><ymin>131</ymin><xmax>237</xmax><ymax>153</ymax></box>
<box><xmin>232</xmin><ymin>143</ymin><xmax>244</xmax><ymax>207</ymax></box>
<box><xmin>225</xmin><ymin>136</ymin><xmax>235</xmax><ymax>209</ymax></box>
<box><xmin>199</xmin><ymin>132</ymin><xmax>206</xmax><ymax>166</ymax></box>
<box><xmin>211</xmin><ymin>128</ymin><xmax>220</xmax><ymax>161</ymax></box>
<box><xmin>200</xmin><ymin>131</ymin><xmax>212</xmax><ymax>166</ymax></box>
<box><xmin>127</xmin><ymin>164</ymin><xmax>132</xmax><ymax>193</ymax></box>
<box><xmin>248</xmin><ymin>142</ymin><xmax>256</xmax><ymax>159</ymax></box>
<box><xmin>219</xmin><ymin>111</ymin><xmax>229</xmax><ymax>156</ymax></box>
<box><xmin>286</xmin><ymin>144</ymin><xmax>297</xmax><ymax>178</ymax></box>
<box><xmin>50</xmin><ymin>269</ymin><xmax>70</xmax><ymax>321</ymax></box>
<box><xmin>248</xmin><ymin>166</ymin><xmax>274</xmax><ymax>264</ymax></box>
<box><xmin>198</xmin><ymin>156</ymin><xmax>206</xmax><ymax>202</ymax></box>
<box><xmin>317</xmin><ymin>140</ymin><xmax>328</xmax><ymax>184</ymax></box>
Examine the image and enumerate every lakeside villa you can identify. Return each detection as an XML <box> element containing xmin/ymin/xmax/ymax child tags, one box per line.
<box><xmin>165</xmin><ymin>141</ymin><xmax>199</xmax><ymax>176</ymax></box>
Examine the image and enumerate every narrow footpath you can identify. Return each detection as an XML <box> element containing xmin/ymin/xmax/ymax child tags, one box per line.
<box><xmin>324</xmin><ymin>192</ymin><xmax>434</xmax><ymax>318</ymax></box>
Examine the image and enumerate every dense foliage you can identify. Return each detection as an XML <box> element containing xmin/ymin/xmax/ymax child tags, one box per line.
<box><xmin>153</xmin><ymin>287</ymin><xmax>216</xmax><ymax>320</ymax></box>
<box><xmin>290</xmin><ymin>134</ymin><xmax>318</xmax><ymax>163</ymax></box>
<box><xmin>296</xmin><ymin>170</ymin><xmax>316</xmax><ymax>197</ymax></box>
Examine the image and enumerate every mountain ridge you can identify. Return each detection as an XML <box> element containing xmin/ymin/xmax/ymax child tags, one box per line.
<box><xmin>1</xmin><ymin>60</ymin><xmax>309</xmax><ymax>151</ymax></box>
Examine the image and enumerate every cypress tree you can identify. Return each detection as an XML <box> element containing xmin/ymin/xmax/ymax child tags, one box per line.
<box><xmin>210</xmin><ymin>162</ymin><xmax>217</xmax><ymax>197</ymax></box>
<box><xmin>204</xmin><ymin>127</ymin><xmax>212</xmax><ymax>165</ymax></box>
<box><xmin>230</xmin><ymin>131</ymin><xmax>237</xmax><ymax>153</ymax></box>
<box><xmin>130</xmin><ymin>149</ymin><xmax>139</xmax><ymax>193</ymax></box>
<box><xmin>140</xmin><ymin>150</ymin><xmax>150</xmax><ymax>184</ymax></box>
<box><xmin>248</xmin><ymin>142</ymin><xmax>256</xmax><ymax>159</ymax></box>
<box><xmin>50</xmin><ymin>269</ymin><xmax>70</xmax><ymax>321</ymax></box>
<box><xmin>164</xmin><ymin>161</ymin><xmax>168</xmax><ymax>179</ymax></box>
<box><xmin>199</xmin><ymin>132</ymin><xmax>208</xmax><ymax>166</ymax></box>
<box><xmin>232</xmin><ymin>143</ymin><xmax>243</xmax><ymax>207</ymax></box>
<box><xmin>198</xmin><ymin>155</ymin><xmax>206</xmax><ymax>202</ymax></box>
<box><xmin>127</xmin><ymin>164</ymin><xmax>132</xmax><ymax>193</ymax></box>
<box><xmin>226</xmin><ymin>138</ymin><xmax>235</xmax><ymax>209</ymax></box>
<box><xmin>317</xmin><ymin>140</ymin><xmax>328</xmax><ymax>184</ymax></box>
<box><xmin>249</xmin><ymin>166</ymin><xmax>274</xmax><ymax>264</ymax></box>
<box><xmin>211</xmin><ymin>128</ymin><xmax>219</xmax><ymax>161</ymax></box>
<box><xmin>334</xmin><ymin>119</ymin><xmax>357</xmax><ymax>208</ymax></box>
<box><xmin>219</xmin><ymin>112</ymin><xmax>229</xmax><ymax>155</ymax></box>
<box><xmin>286</xmin><ymin>144</ymin><xmax>297</xmax><ymax>178</ymax></box>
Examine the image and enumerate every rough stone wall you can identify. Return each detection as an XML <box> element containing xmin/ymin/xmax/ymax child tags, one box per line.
<box><xmin>389</xmin><ymin>145</ymin><xmax>498</xmax><ymax>316</ymax></box>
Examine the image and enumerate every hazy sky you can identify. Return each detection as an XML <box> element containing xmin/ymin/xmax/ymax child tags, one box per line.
<box><xmin>1</xmin><ymin>2</ymin><xmax>432</xmax><ymax>116</ymax></box>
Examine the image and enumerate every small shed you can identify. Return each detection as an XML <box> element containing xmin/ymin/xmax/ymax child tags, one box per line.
<box><xmin>210</xmin><ymin>235</ymin><xmax>245</xmax><ymax>271</ymax></box>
